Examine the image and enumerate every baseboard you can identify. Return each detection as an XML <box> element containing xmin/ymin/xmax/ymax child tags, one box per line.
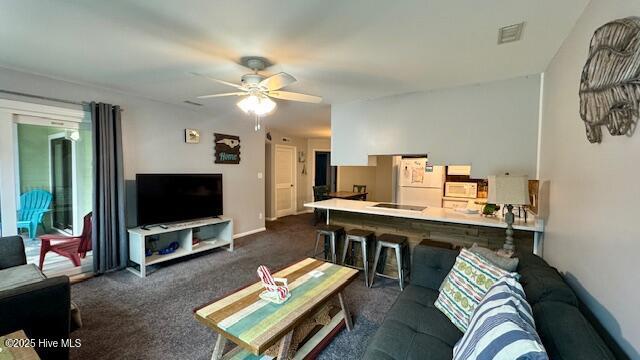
<box><xmin>233</xmin><ymin>227</ymin><xmax>266</xmax><ymax>239</ymax></box>
<box><xmin>266</xmin><ymin>217</ymin><xmax>278</xmax><ymax>221</ymax></box>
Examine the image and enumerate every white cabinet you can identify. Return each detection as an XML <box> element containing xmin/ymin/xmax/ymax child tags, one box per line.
<box><xmin>447</xmin><ymin>165</ymin><xmax>471</xmax><ymax>176</ymax></box>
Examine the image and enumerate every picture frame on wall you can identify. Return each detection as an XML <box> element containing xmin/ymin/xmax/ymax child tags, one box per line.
<box><xmin>185</xmin><ymin>129</ymin><xmax>200</xmax><ymax>144</ymax></box>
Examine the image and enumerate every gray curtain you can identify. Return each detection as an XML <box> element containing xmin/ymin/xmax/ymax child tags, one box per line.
<box><xmin>90</xmin><ymin>102</ymin><xmax>127</xmax><ymax>274</ymax></box>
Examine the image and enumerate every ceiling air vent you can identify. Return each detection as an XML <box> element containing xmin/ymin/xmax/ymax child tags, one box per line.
<box><xmin>498</xmin><ymin>22</ymin><xmax>524</xmax><ymax>44</ymax></box>
<box><xmin>184</xmin><ymin>100</ymin><xmax>203</xmax><ymax>106</ymax></box>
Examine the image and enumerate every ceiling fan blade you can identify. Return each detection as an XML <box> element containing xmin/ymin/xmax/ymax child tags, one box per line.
<box><xmin>268</xmin><ymin>91</ymin><xmax>322</xmax><ymax>103</ymax></box>
<box><xmin>190</xmin><ymin>72</ymin><xmax>245</xmax><ymax>90</ymax></box>
<box><xmin>197</xmin><ymin>92</ymin><xmax>246</xmax><ymax>99</ymax></box>
<box><xmin>260</xmin><ymin>72</ymin><xmax>297</xmax><ymax>91</ymax></box>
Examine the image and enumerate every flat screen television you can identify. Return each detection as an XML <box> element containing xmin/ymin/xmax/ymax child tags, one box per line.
<box><xmin>136</xmin><ymin>174</ymin><xmax>223</xmax><ymax>226</ymax></box>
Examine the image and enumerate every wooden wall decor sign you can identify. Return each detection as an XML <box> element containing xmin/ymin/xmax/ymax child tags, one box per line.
<box><xmin>579</xmin><ymin>17</ymin><xmax>640</xmax><ymax>143</ymax></box>
<box><xmin>214</xmin><ymin>133</ymin><xmax>241</xmax><ymax>164</ymax></box>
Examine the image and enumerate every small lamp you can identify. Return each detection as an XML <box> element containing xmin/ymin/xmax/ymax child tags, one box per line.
<box><xmin>488</xmin><ymin>174</ymin><xmax>530</xmax><ymax>257</ymax></box>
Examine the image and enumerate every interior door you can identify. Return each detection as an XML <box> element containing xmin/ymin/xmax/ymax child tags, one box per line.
<box><xmin>275</xmin><ymin>145</ymin><xmax>296</xmax><ymax>217</ymax></box>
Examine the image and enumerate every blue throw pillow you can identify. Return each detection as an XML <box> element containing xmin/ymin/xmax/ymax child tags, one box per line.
<box><xmin>453</xmin><ymin>275</ymin><xmax>548</xmax><ymax>360</ymax></box>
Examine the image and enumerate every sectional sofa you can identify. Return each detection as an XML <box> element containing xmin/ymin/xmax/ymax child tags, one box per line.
<box><xmin>363</xmin><ymin>244</ymin><xmax>625</xmax><ymax>360</ymax></box>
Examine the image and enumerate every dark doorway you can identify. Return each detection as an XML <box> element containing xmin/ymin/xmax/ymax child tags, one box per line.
<box><xmin>314</xmin><ymin>151</ymin><xmax>337</xmax><ymax>192</ymax></box>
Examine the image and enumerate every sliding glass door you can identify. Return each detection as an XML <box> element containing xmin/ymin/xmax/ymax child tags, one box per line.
<box><xmin>0</xmin><ymin>100</ymin><xmax>93</xmax><ymax>276</ymax></box>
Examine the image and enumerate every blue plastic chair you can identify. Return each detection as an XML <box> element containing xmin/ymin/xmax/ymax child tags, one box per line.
<box><xmin>17</xmin><ymin>189</ymin><xmax>52</xmax><ymax>239</ymax></box>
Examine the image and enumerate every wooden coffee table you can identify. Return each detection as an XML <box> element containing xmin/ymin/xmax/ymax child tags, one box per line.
<box><xmin>194</xmin><ymin>258</ymin><xmax>358</xmax><ymax>359</ymax></box>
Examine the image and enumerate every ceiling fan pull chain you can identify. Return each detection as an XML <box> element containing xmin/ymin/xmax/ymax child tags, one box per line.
<box><xmin>254</xmin><ymin>114</ymin><xmax>262</xmax><ymax>131</ymax></box>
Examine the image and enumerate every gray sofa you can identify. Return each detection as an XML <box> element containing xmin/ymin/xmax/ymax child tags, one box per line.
<box><xmin>0</xmin><ymin>236</ymin><xmax>71</xmax><ymax>360</ymax></box>
<box><xmin>363</xmin><ymin>245</ymin><xmax>626</xmax><ymax>360</ymax></box>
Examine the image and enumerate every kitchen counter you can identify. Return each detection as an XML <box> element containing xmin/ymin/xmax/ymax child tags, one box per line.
<box><xmin>305</xmin><ymin>199</ymin><xmax>544</xmax><ymax>255</ymax></box>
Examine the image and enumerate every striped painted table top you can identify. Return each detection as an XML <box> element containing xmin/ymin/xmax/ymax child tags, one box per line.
<box><xmin>195</xmin><ymin>258</ymin><xmax>358</xmax><ymax>355</ymax></box>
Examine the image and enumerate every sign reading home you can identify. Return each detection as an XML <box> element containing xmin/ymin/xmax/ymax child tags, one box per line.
<box><xmin>214</xmin><ymin>133</ymin><xmax>241</xmax><ymax>164</ymax></box>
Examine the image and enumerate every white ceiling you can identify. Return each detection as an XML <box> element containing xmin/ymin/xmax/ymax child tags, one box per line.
<box><xmin>0</xmin><ymin>0</ymin><xmax>588</xmax><ymax>138</ymax></box>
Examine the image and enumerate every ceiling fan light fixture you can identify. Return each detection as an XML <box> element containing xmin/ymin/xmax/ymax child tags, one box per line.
<box><xmin>237</xmin><ymin>94</ymin><xmax>258</xmax><ymax>114</ymax></box>
<box><xmin>254</xmin><ymin>96</ymin><xmax>276</xmax><ymax>116</ymax></box>
<box><xmin>237</xmin><ymin>94</ymin><xmax>276</xmax><ymax>116</ymax></box>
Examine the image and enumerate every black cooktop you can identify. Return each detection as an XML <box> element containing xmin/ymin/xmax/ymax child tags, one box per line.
<box><xmin>371</xmin><ymin>203</ymin><xmax>426</xmax><ymax>211</ymax></box>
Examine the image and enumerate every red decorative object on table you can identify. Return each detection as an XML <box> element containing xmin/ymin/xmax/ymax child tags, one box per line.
<box><xmin>257</xmin><ymin>265</ymin><xmax>290</xmax><ymax>303</ymax></box>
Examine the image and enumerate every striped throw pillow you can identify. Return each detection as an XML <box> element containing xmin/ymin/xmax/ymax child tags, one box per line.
<box><xmin>435</xmin><ymin>248</ymin><xmax>510</xmax><ymax>332</ymax></box>
<box><xmin>453</xmin><ymin>275</ymin><xmax>548</xmax><ymax>360</ymax></box>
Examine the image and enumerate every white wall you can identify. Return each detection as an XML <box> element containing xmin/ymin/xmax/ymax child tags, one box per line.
<box><xmin>374</xmin><ymin>156</ymin><xmax>394</xmax><ymax>202</ymax></box>
<box><xmin>331</xmin><ymin>75</ymin><xmax>541</xmax><ymax>178</ymax></box>
<box><xmin>0</xmin><ymin>67</ymin><xmax>265</xmax><ymax>235</ymax></box>
<box><xmin>539</xmin><ymin>0</ymin><xmax>640</xmax><ymax>357</ymax></box>
<box><xmin>335</xmin><ymin>156</ymin><xmax>393</xmax><ymax>202</ymax></box>
<box><xmin>337</xmin><ymin>166</ymin><xmax>377</xmax><ymax>200</ymax></box>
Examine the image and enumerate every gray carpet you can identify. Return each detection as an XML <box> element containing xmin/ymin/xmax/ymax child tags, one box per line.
<box><xmin>70</xmin><ymin>214</ymin><xmax>401</xmax><ymax>360</ymax></box>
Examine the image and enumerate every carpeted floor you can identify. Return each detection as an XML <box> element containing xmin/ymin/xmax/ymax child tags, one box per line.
<box><xmin>69</xmin><ymin>213</ymin><xmax>401</xmax><ymax>360</ymax></box>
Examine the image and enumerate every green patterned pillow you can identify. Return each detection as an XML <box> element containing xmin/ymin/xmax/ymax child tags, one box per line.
<box><xmin>435</xmin><ymin>248</ymin><xmax>510</xmax><ymax>332</ymax></box>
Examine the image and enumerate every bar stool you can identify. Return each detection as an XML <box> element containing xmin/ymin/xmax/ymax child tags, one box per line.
<box><xmin>370</xmin><ymin>234</ymin><xmax>410</xmax><ymax>291</ymax></box>
<box><xmin>341</xmin><ymin>229</ymin><xmax>375</xmax><ymax>287</ymax></box>
<box><xmin>314</xmin><ymin>224</ymin><xmax>344</xmax><ymax>263</ymax></box>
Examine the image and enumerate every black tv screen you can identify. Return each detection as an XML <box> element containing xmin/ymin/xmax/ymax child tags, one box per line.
<box><xmin>136</xmin><ymin>174</ymin><xmax>223</xmax><ymax>225</ymax></box>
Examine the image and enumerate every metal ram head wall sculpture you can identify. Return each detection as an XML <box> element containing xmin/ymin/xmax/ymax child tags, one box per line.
<box><xmin>579</xmin><ymin>17</ymin><xmax>640</xmax><ymax>143</ymax></box>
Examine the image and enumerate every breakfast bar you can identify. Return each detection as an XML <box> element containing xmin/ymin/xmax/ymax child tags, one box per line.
<box><xmin>305</xmin><ymin>198</ymin><xmax>545</xmax><ymax>256</ymax></box>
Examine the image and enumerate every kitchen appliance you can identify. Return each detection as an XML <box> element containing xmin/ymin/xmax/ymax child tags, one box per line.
<box><xmin>444</xmin><ymin>182</ymin><xmax>478</xmax><ymax>198</ymax></box>
<box><xmin>442</xmin><ymin>198</ymin><xmax>469</xmax><ymax>210</ymax></box>
<box><xmin>398</xmin><ymin>158</ymin><xmax>444</xmax><ymax>208</ymax></box>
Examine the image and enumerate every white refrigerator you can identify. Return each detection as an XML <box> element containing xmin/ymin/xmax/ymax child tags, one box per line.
<box><xmin>398</xmin><ymin>158</ymin><xmax>444</xmax><ymax>208</ymax></box>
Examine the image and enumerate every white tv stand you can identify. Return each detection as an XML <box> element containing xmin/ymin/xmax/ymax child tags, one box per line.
<box><xmin>127</xmin><ymin>216</ymin><xmax>233</xmax><ymax>277</ymax></box>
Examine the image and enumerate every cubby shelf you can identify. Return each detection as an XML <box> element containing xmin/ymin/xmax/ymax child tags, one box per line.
<box><xmin>127</xmin><ymin>217</ymin><xmax>233</xmax><ymax>277</ymax></box>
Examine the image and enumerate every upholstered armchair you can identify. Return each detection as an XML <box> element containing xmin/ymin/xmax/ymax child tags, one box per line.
<box><xmin>0</xmin><ymin>236</ymin><xmax>70</xmax><ymax>360</ymax></box>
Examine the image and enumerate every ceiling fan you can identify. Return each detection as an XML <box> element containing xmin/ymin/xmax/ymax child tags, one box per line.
<box><xmin>192</xmin><ymin>57</ymin><xmax>322</xmax><ymax>124</ymax></box>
